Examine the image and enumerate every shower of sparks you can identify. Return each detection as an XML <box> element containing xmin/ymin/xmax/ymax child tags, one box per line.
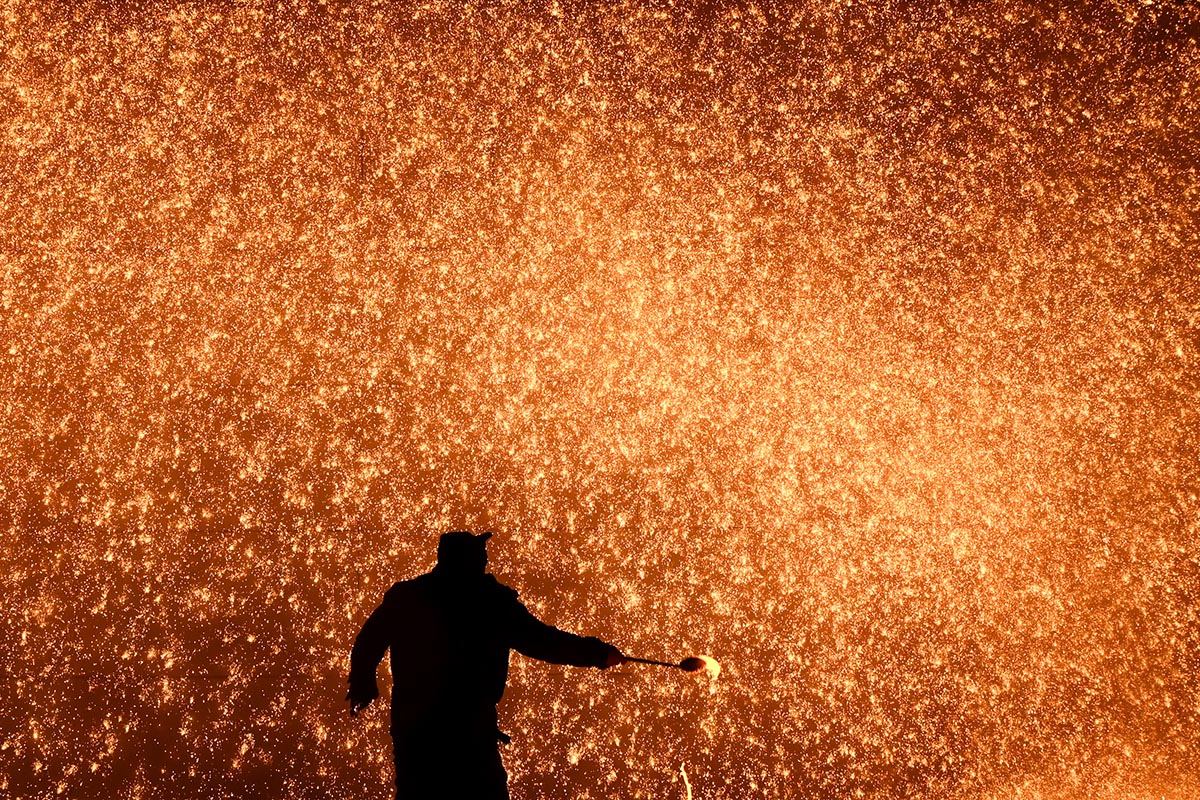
<box><xmin>2</xmin><ymin>1</ymin><xmax>1199</xmax><ymax>799</ymax></box>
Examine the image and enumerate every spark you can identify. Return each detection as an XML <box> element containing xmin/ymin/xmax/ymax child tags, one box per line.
<box><xmin>3</xmin><ymin>1</ymin><xmax>1198</xmax><ymax>799</ymax></box>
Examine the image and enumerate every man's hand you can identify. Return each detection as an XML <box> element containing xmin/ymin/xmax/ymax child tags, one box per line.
<box><xmin>346</xmin><ymin>682</ymin><xmax>379</xmax><ymax>716</ymax></box>
<box><xmin>603</xmin><ymin>646</ymin><xmax>627</xmax><ymax>669</ymax></box>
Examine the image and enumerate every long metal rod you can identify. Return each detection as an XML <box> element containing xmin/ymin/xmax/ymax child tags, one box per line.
<box><xmin>624</xmin><ymin>656</ymin><xmax>681</xmax><ymax>669</ymax></box>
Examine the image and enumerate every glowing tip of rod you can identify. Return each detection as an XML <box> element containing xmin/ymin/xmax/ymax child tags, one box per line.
<box><xmin>681</xmin><ymin>655</ymin><xmax>721</xmax><ymax>678</ymax></box>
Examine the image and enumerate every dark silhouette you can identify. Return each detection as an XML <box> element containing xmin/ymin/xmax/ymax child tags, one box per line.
<box><xmin>347</xmin><ymin>531</ymin><xmax>626</xmax><ymax>799</ymax></box>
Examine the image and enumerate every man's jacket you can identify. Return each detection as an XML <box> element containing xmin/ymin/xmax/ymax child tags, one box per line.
<box><xmin>348</xmin><ymin>567</ymin><xmax>613</xmax><ymax>738</ymax></box>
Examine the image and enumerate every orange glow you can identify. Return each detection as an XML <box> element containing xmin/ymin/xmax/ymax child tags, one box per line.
<box><xmin>3</xmin><ymin>2</ymin><xmax>1198</xmax><ymax>799</ymax></box>
<box><xmin>696</xmin><ymin>655</ymin><xmax>721</xmax><ymax>680</ymax></box>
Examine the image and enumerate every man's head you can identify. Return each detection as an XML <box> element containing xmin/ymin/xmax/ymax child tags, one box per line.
<box><xmin>436</xmin><ymin>530</ymin><xmax>492</xmax><ymax>574</ymax></box>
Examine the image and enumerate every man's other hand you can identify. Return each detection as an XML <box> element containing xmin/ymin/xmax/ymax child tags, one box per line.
<box><xmin>347</xmin><ymin>683</ymin><xmax>379</xmax><ymax>716</ymax></box>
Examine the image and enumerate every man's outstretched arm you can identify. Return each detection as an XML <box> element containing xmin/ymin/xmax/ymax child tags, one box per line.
<box><xmin>347</xmin><ymin>590</ymin><xmax>394</xmax><ymax>715</ymax></box>
<box><xmin>507</xmin><ymin>595</ymin><xmax>624</xmax><ymax>669</ymax></box>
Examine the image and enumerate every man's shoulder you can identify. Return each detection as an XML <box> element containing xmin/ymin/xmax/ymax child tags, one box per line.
<box><xmin>386</xmin><ymin>571</ymin><xmax>522</xmax><ymax>605</ymax></box>
<box><xmin>482</xmin><ymin>574</ymin><xmax>521</xmax><ymax>602</ymax></box>
<box><xmin>383</xmin><ymin>573</ymin><xmax>435</xmax><ymax>599</ymax></box>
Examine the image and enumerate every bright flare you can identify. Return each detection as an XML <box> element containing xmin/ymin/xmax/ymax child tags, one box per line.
<box><xmin>696</xmin><ymin>655</ymin><xmax>721</xmax><ymax>680</ymax></box>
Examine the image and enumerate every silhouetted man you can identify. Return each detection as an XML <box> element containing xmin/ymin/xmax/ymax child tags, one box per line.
<box><xmin>347</xmin><ymin>531</ymin><xmax>626</xmax><ymax>799</ymax></box>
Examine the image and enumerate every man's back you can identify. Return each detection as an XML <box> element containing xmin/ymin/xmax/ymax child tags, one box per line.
<box><xmin>361</xmin><ymin>570</ymin><xmax>528</xmax><ymax>734</ymax></box>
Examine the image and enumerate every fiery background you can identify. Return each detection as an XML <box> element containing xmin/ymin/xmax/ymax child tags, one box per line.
<box><xmin>3</xmin><ymin>1</ymin><xmax>1198</xmax><ymax>798</ymax></box>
